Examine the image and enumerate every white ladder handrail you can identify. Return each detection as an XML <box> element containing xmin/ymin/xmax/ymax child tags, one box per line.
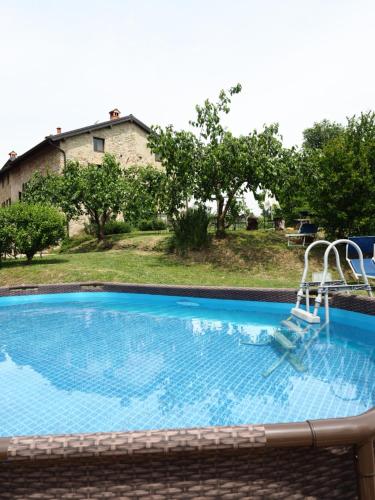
<box><xmin>295</xmin><ymin>240</ymin><xmax>346</xmax><ymax>311</ymax></box>
<box><xmin>320</xmin><ymin>239</ymin><xmax>371</xmax><ymax>291</ymax></box>
<box><xmin>313</xmin><ymin>239</ymin><xmax>373</xmax><ymax>318</ymax></box>
<box><xmin>300</xmin><ymin>240</ymin><xmax>346</xmax><ymax>285</ymax></box>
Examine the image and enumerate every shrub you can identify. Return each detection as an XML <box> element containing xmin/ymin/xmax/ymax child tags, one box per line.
<box><xmin>6</xmin><ymin>203</ymin><xmax>66</xmax><ymax>262</ymax></box>
<box><xmin>172</xmin><ymin>207</ymin><xmax>210</xmax><ymax>254</ymax></box>
<box><xmin>0</xmin><ymin>209</ymin><xmax>14</xmax><ymax>263</ymax></box>
<box><xmin>103</xmin><ymin>220</ymin><xmax>132</xmax><ymax>235</ymax></box>
<box><xmin>85</xmin><ymin>220</ymin><xmax>132</xmax><ymax>236</ymax></box>
<box><xmin>138</xmin><ymin>218</ymin><xmax>167</xmax><ymax>231</ymax></box>
<box><xmin>59</xmin><ymin>234</ymin><xmax>93</xmax><ymax>253</ymax></box>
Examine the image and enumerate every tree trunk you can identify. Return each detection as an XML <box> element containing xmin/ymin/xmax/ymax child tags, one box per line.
<box><xmin>97</xmin><ymin>213</ymin><xmax>109</xmax><ymax>242</ymax></box>
<box><xmin>26</xmin><ymin>252</ymin><xmax>34</xmax><ymax>264</ymax></box>
<box><xmin>216</xmin><ymin>193</ymin><xmax>235</xmax><ymax>238</ymax></box>
<box><xmin>216</xmin><ymin>196</ymin><xmax>226</xmax><ymax>238</ymax></box>
<box><xmin>97</xmin><ymin>222</ymin><xmax>105</xmax><ymax>241</ymax></box>
<box><xmin>93</xmin><ymin>212</ymin><xmax>104</xmax><ymax>241</ymax></box>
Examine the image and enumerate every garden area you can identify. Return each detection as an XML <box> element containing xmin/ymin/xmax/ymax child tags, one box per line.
<box><xmin>0</xmin><ymin>229</ymin><xmax>324</xmax><ymax>288</ymax></box>
<box><xmin>1</xmin><ymin>84</ymin><xmax>375</xmax><ymax>289</ymax></box>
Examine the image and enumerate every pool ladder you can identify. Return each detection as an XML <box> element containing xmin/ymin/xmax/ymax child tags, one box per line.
<box><xmin>262</xmin><ymin>317</ymin><xmax>328</xmax><ymax>377</ymax></box>
<box><xmin>291</xmin><ymin>239</ymin><xmax>373</xmax><ymax>324</ymax></box>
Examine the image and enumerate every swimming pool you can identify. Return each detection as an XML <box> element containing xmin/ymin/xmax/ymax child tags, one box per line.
<box><xmin>0</xmin><ymin>291</ymin><xmax>374</xmax><ymax>437</ymax></box>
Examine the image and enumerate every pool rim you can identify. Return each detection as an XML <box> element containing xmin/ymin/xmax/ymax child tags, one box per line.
<box><xmin>0</xmin><ymin>282</ymin><xmax>374</xmax><ymax>497</ymax></box>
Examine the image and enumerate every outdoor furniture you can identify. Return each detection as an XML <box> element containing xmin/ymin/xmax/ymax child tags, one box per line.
<box><xmin>347</xmin><ymin>236</ymin><xmax>375</xmax><ymax>279</ymax></box>
<box><xmin>273</xmin><ymin>217</ymin><xmax>285</xmax><ymax>230</ymax></box>
<box><xmin>286</xmin><ymin>223</ymin><xmax>318</xmax><ymax>247</ymax></box>
<box><xmin>246</xmin><ymin>216</ymin><xmax>258</xmax><ymax>231</ymax></box>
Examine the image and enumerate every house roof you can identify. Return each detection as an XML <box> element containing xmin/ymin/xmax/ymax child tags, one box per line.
<box><xmin>1</xmin><ymin>114</ymin><xmax>152</xmax><ymax>175</ymax></box>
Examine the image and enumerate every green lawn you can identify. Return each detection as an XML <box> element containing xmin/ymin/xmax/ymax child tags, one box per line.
<box><xmin>0</xmin><ymin>230</ymin><xmax>353</xmax><ymax>288</ymax></box>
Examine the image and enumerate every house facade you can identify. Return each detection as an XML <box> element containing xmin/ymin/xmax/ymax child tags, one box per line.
<box><xmin>0</xmin><ymin>109</ymin><xmax>158</xmax><ymax>208</ymax></box>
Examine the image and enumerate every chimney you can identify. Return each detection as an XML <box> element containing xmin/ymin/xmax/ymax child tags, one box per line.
<box><xmin>56</xmin><ymin>127</ymin><xmax>62</xmax><ymax>134</ymax></box>
<box><xmin>109</xmin><ymin>108</ymin><xmax>121</xmax><ymax>120</ymax></box>
<box><xmin>8</xmin><ymin>151</ymin><xmax>17</xmax><ymax>160</ymax></box>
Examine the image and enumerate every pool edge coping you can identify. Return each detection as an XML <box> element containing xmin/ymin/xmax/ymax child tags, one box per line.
<box><xmin>0</xmin><ymin>281</ymin><xmax>374</xmax><ymax>315</ymax></box>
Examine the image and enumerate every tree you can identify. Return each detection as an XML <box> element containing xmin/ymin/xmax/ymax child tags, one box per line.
<box><xmin>302</xmin><ymin>119</ymin><xmax>344</xmax><ymax>150</ymax></box>
<box><xmin>225</xmin><ymin>196</ymin><xmax>251</xmax><ymax>229</ymax></box>
<box><xmin>22</xmin><ymin>170</ymin><xmax>62</xmax><ymax>206</ymax></box>
<box><xmin>263</xmin><ymin>147</ymin><xmax>311</xmax><ymax>225</ymax></box>
<box><xmin>0</xmin><ymin>209</ymin><xmax>14</xmax><ymax>263</ymax></box>
<box><xmin>149</xmin><ymin>85</ymin><xmax>284</xmax><ymax>237</ymax></box>
<box><xmin>300</xmin><ymin>113</ymin><xmax>375</xmax><ymax>238</ymax></box>
<box><xmin>22</xmin><ymin>169</ymin><xmax>81</xmax><ymax>232</ymax></box>
<box><xmin>122</xmin><ymin>165</ymin><xmax>166</xmax><ymax>224</ymax></box>
<box><xmin>148</xmin><ymin>128</ymin><xmax>201</xmax><ymax>218</ymax></box>
<box><xmin>197</xmin><ymin>127</ymin><xmax>283</xmax><ymax>237</ymax></box>
<box><xmin>6</xmin><ymin>203</ymin><xmax>66</xmax><ymax>262</ymax></box>
<box><xmin>64</xmin><ymin>155</ymin><xmax>125</xmax><ymax>241</ymax></box>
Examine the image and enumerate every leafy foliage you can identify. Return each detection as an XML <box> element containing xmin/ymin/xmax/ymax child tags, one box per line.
<box><xmin>264</xmin><ymin>148</ymin><xmax>311</xmax><ymax>225</ymax></box>
<box><xmin>3</xmin><ymin>203</ymin><xmax>65</xmax><ymax>262</ymax></box>
<box><xmin>224</xmin><ymin>196</ymin><xmax>251</xmax><ymax>228</ymax></box>
<box><xmin>122</xmin><ymin>165</ymin><xmax>166</xmax><ymax>224</ymax></box>
<box><xmin>104</xmin><ymin>220</ymin><xmax>132</xmax><ymax>235</ymax></box>
<box><xmin>301</xmin><ymin>113</ymin><xmax>375</xmax><ymax>237</ymax></box>
<box><xmin>149</xmin><ymin>84</ymin><xmax>285</xmax><ymax>237</ymax></box>
<box><xmin>22</xmin><ymin>169</ymin><xmax>80</xmax><ymax>224</ymax></box>
<box><xmin>22</xmin><ymin>170</ymin><xmax>62</xmax><ymax>206</ymax></box>
<box><xmin>302</xmin><ymin>119</ymin><xmax>344</xmax><ymax>150</ymax></box>
<box><xmin>172</xmin><ymin>207</ymin><xmax>210</xmax><ymax>254</ymax></box>
<box><xmin>148</xmin><ymin>128</ymin><xmax>201</xmax><ymax>218</ymax></box>
<box><xmin>85</xmin><ymin>220</ymin><xmax>132</xmax><ymax>236</ymax></box>
<box><xmin>272</xmin><ymin>113</ymin><xmax>375</xmax><ymax>236</ymax></box>
<box><xmin>0</xmin><ymin>209</ymin><xmax>14</xmax><ymax>262</ymax></box>
<box><xmin>138</xmin><ymin>219</ymin><xmax>167</xmax><ymax>231</ymax></box>
<box><xmin>64</xmin><ymin>155</ymin><xmax>125</xmax><ymax>241</ymax></box>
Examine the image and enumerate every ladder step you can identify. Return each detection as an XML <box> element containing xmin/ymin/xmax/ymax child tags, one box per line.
<box><xmin>272</xmin><ymin>330</ymin><xmax>295</xmax><ymax>350</ymax></box>
<box><xmin>291</xmin><ymin>307</ymin><xmax>321</xmax><ymax>324</ymax></box>
<box><xmin>281</xmin><ymin>320</ymin><xmax>305</xmax><ymax>335</ymax></box>
<box><xmin>287</xmin><ymin>353</ymin><xmax>307</xmax><ymax>372</ymax></box>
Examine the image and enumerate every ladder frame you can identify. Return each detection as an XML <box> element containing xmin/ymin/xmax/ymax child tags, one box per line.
<box><xmin>293</xmin><ymin>239</ymin><xmax>373</xmax><ymax>323</ymax></box>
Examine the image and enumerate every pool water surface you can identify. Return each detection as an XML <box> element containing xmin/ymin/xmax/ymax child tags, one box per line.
<box><xmin>0</xmin><ymin>292</ymin><xmax>374</xmax><ymax>436</ymax></box>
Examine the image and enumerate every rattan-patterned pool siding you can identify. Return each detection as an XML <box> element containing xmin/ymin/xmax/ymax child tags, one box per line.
<box><xmin>0</xmin><ymin>283</ymin><xmax>373</xmax><ymax>499</ymax></box>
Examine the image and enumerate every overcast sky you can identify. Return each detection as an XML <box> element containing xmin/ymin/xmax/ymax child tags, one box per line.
<box><xmin>1</xmin><ymin>0</ymin><xmax>374</xmax><ymax>164</ymax></box>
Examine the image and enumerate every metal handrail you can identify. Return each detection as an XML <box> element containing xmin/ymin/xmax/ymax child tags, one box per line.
<box><xmin>313</xmin><ymin>239</ymin><xmax>373</xmax><ymax>317</ymax></box>
<box><xmin>295</xmin><ymin>240</ymin><xmax>346</xmax><ymax>312</ymax></box>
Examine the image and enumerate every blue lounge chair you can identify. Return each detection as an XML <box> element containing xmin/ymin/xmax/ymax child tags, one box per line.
<box><xmin>286</xmin><ymin>223</ymin><xmax>318</xmax><ymax>247</ymax></box>
<box><xmin>347</xmin><ymin>236</ymin><xmax>375</xmax><ymax>279</ymax></box>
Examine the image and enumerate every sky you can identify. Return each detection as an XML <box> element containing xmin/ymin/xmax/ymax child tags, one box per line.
<box><xmin>1</xmin><ymin>0</ymin><xmax>375</xmax><ymax>165</ymax></box>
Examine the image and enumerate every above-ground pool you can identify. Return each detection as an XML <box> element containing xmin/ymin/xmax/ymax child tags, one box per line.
<box><xmin>0</xmin><ymin>291</ymin><xmax>374</xmax><ymax>437</ymax></box>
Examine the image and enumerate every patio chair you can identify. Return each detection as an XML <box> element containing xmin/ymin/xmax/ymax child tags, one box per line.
<box><xmin>286</xmin><ymin>223</ymin><xmax>318</xmax><ymax>247</ymax></box>
<box><xmin>347</xmin><ymin>236</ymin><xmax>375</xmax><ymax>279</ymax></box>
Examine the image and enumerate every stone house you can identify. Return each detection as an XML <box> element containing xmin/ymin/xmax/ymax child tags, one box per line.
<box><xmin>0</xmin><ymin>109</ymin><xmax>158</xmax><ymax>209</ymax></box>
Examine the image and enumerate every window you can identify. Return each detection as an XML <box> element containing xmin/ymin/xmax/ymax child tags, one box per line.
<box><xmin>18</xmin><ymin>191</ymin><xmax>22</xmax><ymax>201</ymax></box>
<box><xmin>93</xmin><ymin>137</ymin><xmax>105</xmax><ymax>152</ymax></box>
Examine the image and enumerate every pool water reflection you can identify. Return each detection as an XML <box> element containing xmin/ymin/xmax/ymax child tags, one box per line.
<box><xmin>0</xmin><ymin>292</ymin><xmax>373</xmax><ymax>436</ymax></box>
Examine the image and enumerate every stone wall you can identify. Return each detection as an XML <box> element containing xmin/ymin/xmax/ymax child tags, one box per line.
<box><xmin>61</xmin><ymin>121</ymin><xmax>157</xmax><ymax>168</ymax></box>
<box><xmin>0</xmin><ymin>171</ymin><xmax>11</xmax><ymax>206</ymax></box>
<box><xmin>0</xmin><ymin>120</ymin><xmax>158</xmax><ymax>235</ymax></box>
<box><xmin>0</xmin><ymin>147</ymin><xmax>63</xmax><ymax>206</ymax></box>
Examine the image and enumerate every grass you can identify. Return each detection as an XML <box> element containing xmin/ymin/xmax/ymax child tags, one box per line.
<box><xmin>0</xmin><ymin>230</ymin><xmax>356</xmax><ymax>288</ymax></box>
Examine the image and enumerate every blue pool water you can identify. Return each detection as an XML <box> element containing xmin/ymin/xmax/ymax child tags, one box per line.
<box><xmin>0</xmin><ymin>292</ymin><xmax>374</xmax><ymax>436</ymax></box>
